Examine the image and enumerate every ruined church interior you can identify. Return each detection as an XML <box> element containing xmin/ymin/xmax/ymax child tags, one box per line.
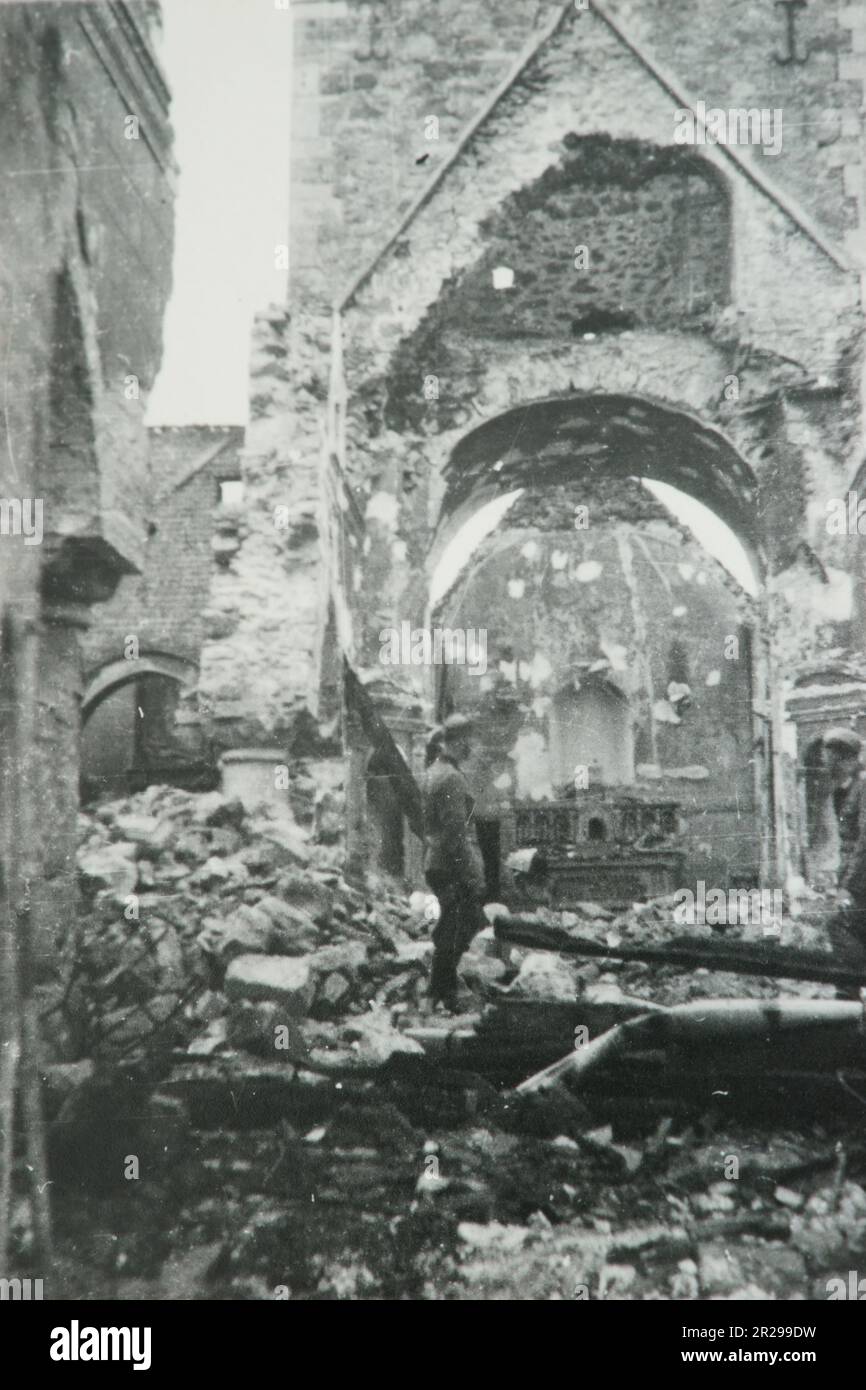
<box><xmin>2</xmin><ymin>0</ymin><xmax>866</xmax><ymax>1322</ymax></box>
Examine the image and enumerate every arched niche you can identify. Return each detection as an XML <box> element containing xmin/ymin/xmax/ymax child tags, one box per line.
<box><xmin>549</xmin><ymin>677</ymin><xmax>635</xmax><ymax>792</ymax></box>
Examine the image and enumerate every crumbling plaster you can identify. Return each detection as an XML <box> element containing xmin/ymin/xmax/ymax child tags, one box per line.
<box><xmin>329</xmin><ymin>23</ymin><xmax>862</xmax><ymax>684</ymax></box>
<box><xmin>435</xmin><ymin>506</ymin><xmax>757</xmax><ymax>883</ymax></box>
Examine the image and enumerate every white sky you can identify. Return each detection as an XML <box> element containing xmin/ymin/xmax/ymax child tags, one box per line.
<box><xmin>642</xmin><ymin>479</ymin><xmax>758</xmax><ymax>595</ymax></box>
<box><xmin>147</xmin><ymin>0</ymin><xmax>292</xmax><ymax>425</ymax></box>
<box><xmin>430</xmin><ymin>492</ymin><xmax>522</xmax><ymax>610</ymax></box>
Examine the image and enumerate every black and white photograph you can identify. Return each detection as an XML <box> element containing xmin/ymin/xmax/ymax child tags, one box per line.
<box><xmin>2</xmin><ymin>0</ymin><xmax>866</xmax><ymax>1334</ymax></box>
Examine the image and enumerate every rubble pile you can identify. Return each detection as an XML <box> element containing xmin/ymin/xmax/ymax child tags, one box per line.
<box><xmin>62</xmin><ymin>787</ymin><xmax>841</xmax><ymax>1068</ymax></box>
<box><xmin>58</xmin><ymin>785</ymin><xmax>434</xmax><ymax>1065</ymax></box>
<box><xmin>32</xmin><ymin>793</ymin><xmax>863</xmax><ymax>1301</ymax></box>
<box><xmin>430</xmin><ymin>1138</ymin><xmax>866</xmax><ymax>1301</ymax></box>
<box><xmin>39</xmin><ymin>1076</ymin><xmax>866</xmax><ymax>1300</ymax></box>
<box><xmin>506</xmin><ymin>896</ymin><xmax>837</xmax><ymax>1009</ymax></box>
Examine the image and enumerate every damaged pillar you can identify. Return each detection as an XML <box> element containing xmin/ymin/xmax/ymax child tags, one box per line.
<box><xmin>36</xmin><ymin>541</ymin><xmax>139</xmax><ymax>968</ymax></box>
<box><xmin>198</xmin><ymin>306</ymin><xmax>335</xmax><ymax>754</ymax></box>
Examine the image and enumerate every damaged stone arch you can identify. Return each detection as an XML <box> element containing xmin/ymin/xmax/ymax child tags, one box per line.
<box><xmin>429</xmin><ymin>392</ymin><xmax>766</xmax><ymax>583</ymax></box>
<box><xmin>331</xmin><ymin>55</ymin><xmax>854</xmax><ymax>890</ymax></box>
<box><xmin>378</xmin><ymin>135</ymin><xmax>736</xmax><ymax>444</ymax></box>
<box><xmin>419</xmin><ymin>390</ymin><xmax>779</xmax><ymax>879</ymax></box>
<box><xmin>81</xmin><ymin>652</ymin><xmax>197</xmax><ymax>724</ymax></box>
<box><xmin>80</xmin><ymin>653</ymin><xmax>198</xmax><ymax>804</ymax></box>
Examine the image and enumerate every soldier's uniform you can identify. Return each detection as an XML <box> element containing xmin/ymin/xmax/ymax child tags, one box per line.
<box><xmin>423</xmin><ymin>748</ymin><xmax>486</xmax><ymax>1007</ymax></box>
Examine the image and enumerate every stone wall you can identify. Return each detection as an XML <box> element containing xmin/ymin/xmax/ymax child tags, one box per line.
<box><xmin>195</xmin><ymin>308</ymin><xmax>357</xmax><ymax>752</ymax></box>
<box><xmin>0</xmin><ymin>1</ymin><xmax>174</xmax><ymax>966</ymax></box>
<box><xmin>602</xmin><ymin>0</ymin><xmax>866</xmax><ymax>264</ymax></box>
<box><xmin>433</xmin><ymin>496</ymin><xmax>757</xmax><ymax>886</ymax></box>
<box><xmin>289</xmin><ymin>0</ymin><xmax>547</xmax><ymax>308</ymax></box>
<box><xmin>291</xmin><ymin>0</ymin><xmax>865</xmax><ymax>299</ymax></box>
<box><xmin>427</xmin><ymin>139</ymin><xmax>732</xmax><ymax>340</ymax></box>
<box><xmin>83</xmin><ymin>427</ymin><xmax>245</xmax><ymax>675</ymax></box>
<box><xmin>281</xmin><ymin>0</ymin><xmax>865</xmax><ymax>887</ymax></box>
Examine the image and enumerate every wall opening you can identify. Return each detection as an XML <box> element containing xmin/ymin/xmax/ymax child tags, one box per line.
<box><xmin>800</xmin><ymin>733</ymin><xmax>840</xmax><ymax>881</ymax></box>
<box><xmin>549</xmin><ymin>678</ymin><xmax>634</xmax><ymax>791</ymax></box>
<box><xmin>81</xmin><ymin>658</ymin><xmax>212</xmax><ymax>802</ymax></box>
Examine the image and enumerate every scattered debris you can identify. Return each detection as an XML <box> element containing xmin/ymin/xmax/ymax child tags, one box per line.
<box><xmin>25</xmin><ymin>786</ymin><xmax>866</xmax><ymax>1300</ymax></box>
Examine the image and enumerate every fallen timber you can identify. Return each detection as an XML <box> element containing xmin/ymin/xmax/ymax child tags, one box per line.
<box><xmin>493</xmin><ymin>911</ymin><xmax>866</xmax><ymax>988</ymax></box>
<box><xmin>516</xmin><ymin>997</ymin><xmax>866</xmax><ymax>1097</ymax></box>
<box><xmin>399</xmin><ymin>995</ymin><xmax>866</xmax><ymax>1119</ymax></box>
<box><xmin>89</xmin><ymin>994</ymin><xmax>866</xmax><ymax>1129</ymax></box>
<box><xmin>103</xmin><ymin>911</ymin><xmax>866</xmax><ymax>1126</ymax></box>
<box><xmin>485</xmin><ymin>912</ymin><xmax>866</xmax><ymax>1109</ymax></box>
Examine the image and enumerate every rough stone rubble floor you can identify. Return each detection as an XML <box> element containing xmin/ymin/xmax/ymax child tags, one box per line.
<box><xmin>20</xmin><ymin>785</ymin><xmax>866</xmax><ymax>1300</ymax></box>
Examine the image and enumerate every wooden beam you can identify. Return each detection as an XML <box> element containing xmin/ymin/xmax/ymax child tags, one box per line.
<box><xmin>494</xmin><ymin>912</ymin><xmax>866</xmax><ymax>988</ymax></box>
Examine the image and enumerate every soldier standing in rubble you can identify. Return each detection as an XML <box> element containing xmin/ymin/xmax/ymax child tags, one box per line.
<box><xmin>823</xmin><ymin>727</ymin><xmax>866</xmax><ymax>968</ymax></box>
<box><xmin>423</xmin><ymin>713</ymin><xmax>487</xmax><ymax>1011</ymax></box>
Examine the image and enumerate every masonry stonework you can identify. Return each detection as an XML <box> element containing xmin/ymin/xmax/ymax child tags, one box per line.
<box><xmin>213</xmin><ymin>0</ymin><xmax>866</xmax><ymax>892</ymax></box>
<box><xmin>0</xmin><ymin>1</ymin><xmax>174</xmax><ymax>963</ymax></box>
<box><xmin>435</xmin><ymin>483</ymin><xmax>757</xmax><ymax>887</ymax></box>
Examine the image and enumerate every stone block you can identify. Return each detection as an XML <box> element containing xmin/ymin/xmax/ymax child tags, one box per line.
<box><xmin>339</xmin><ymin>1011</ymin><xmax>425</xmax><ymax>1065</ymax></box>
<box><xmin>113</xmin><ymin>814</ymin><xmax>170</xmax><ymax>850</ymax></box>
<box><xmin>253</xmin><ymin>894</ymin><xmax>320</xmax><ymax>951</ymax></box>
<box><xmin>197</xmin><ymin>905</ymin><xmax>274</xmax><ymax>963</ymax></box>
<box><xmin>227</xmin><ymin>999</ymin><xmax>309</xmax><ymax>1059</ymax></box>
<box><xmin>308</xmin><ymin>940</ymin><xmax>368</xmax><ymax>975</ymax></box>
<box><xmin>459</xmin><ymin>950</ymin><xmax>508</xmax><ymax>987</ymax></box>
<box><xmin>79</xmin><ymin>843</ymin><xmax>139</xmax><ymax>899</ymax></box>
<box><xmin>508</xmin><ymin>951</ymin><xmax>577</xmax><ymax>1002</ymax></box>
<box><xmin>319</xmin><ymin>972</ymin><xmax>351</xmax><ymax>1007</ymax></box>
<box><xmin>247</xmin><ymin>817</ymin><xmax>312</xmax><ymax>869</ymax></box>
<box><xmin>225</xmin><ymin>954</ymin><xmax>314</xmax><ymax>1013</ymax></box>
